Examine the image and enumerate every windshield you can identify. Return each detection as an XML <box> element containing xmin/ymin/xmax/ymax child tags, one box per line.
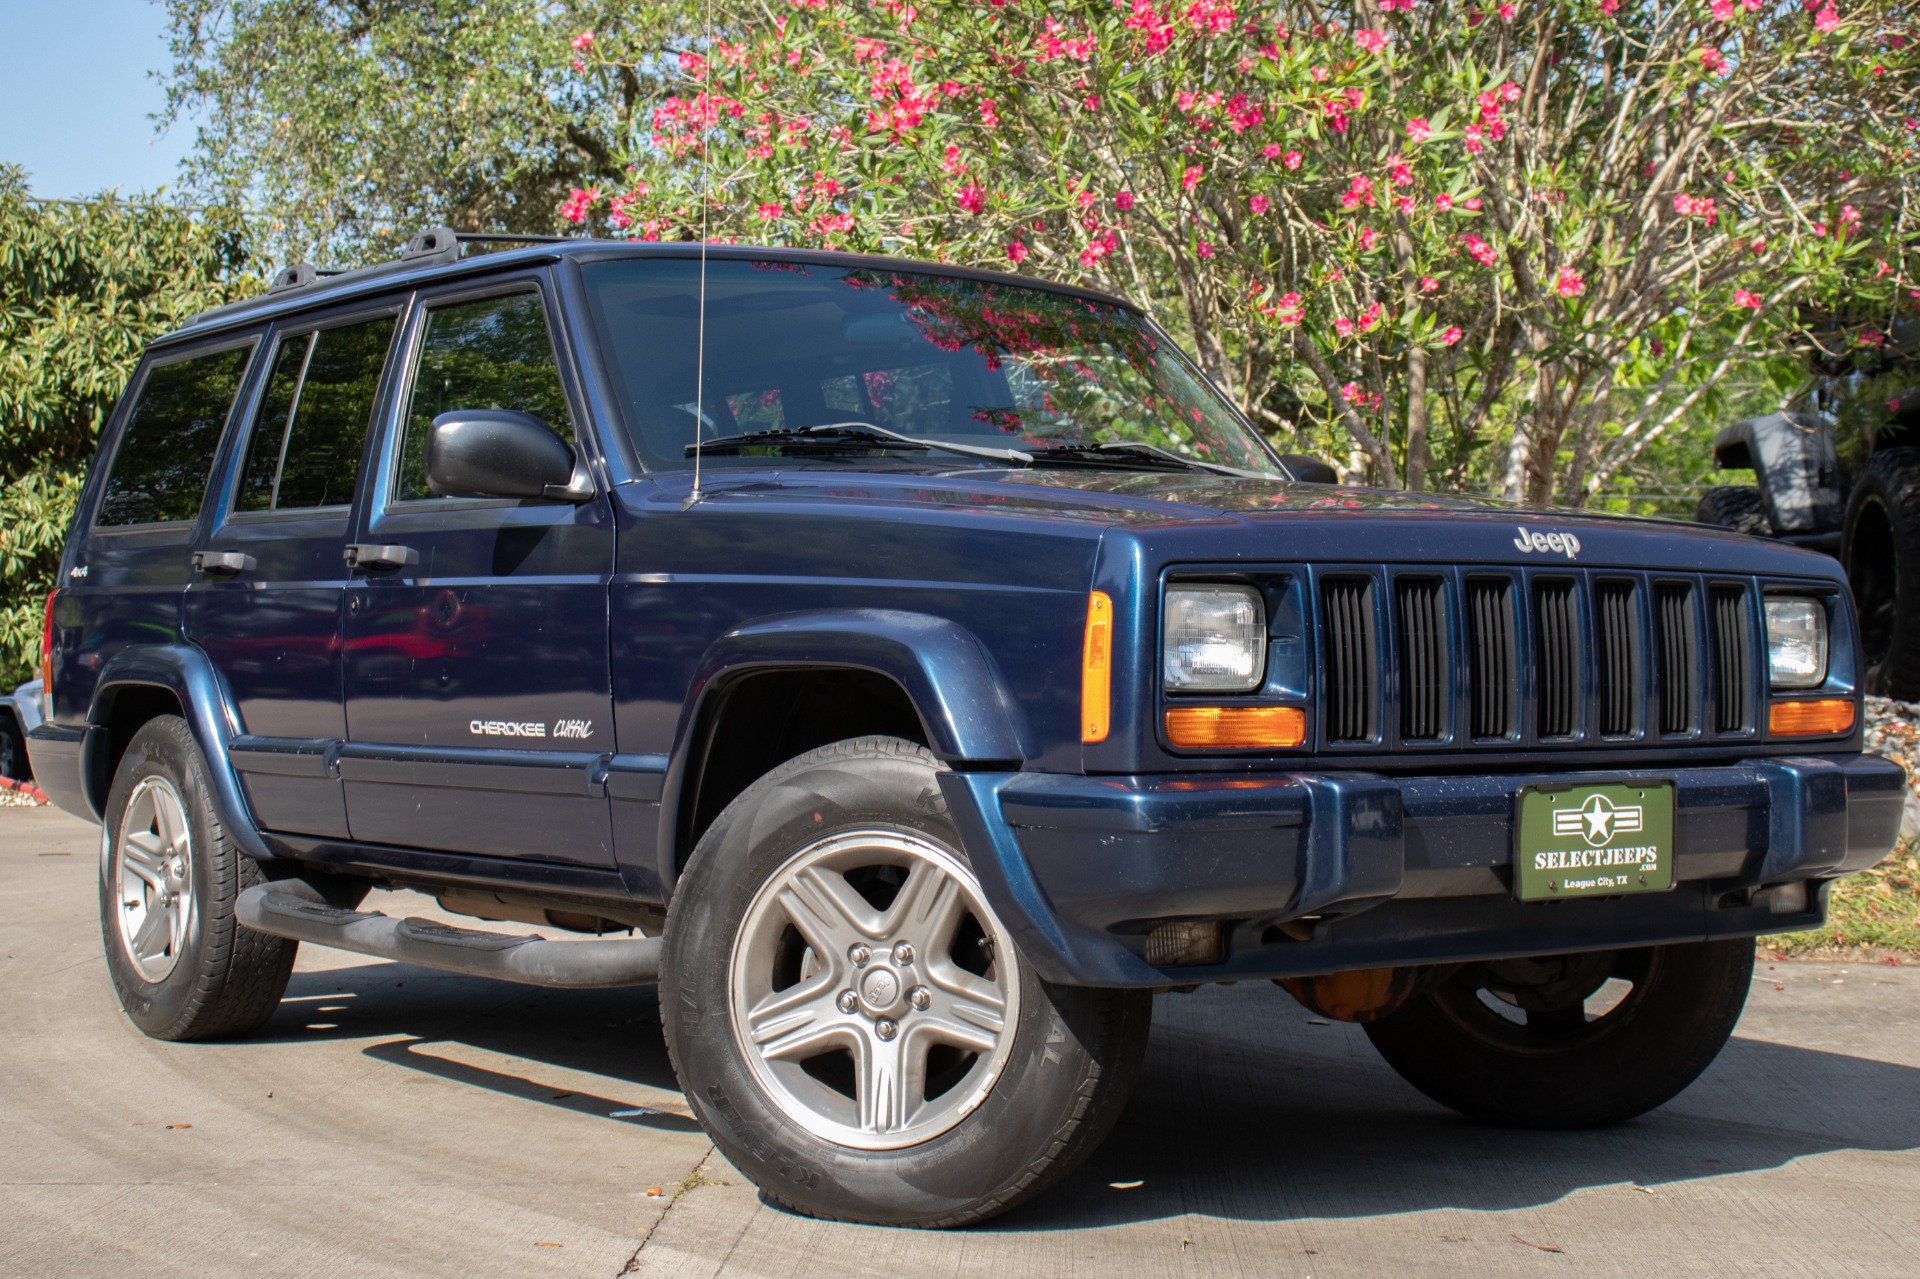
<box><xmin>580</xmin><ymin>256</ymin><xmax>1280</xmax><ymax>474</ymax></box>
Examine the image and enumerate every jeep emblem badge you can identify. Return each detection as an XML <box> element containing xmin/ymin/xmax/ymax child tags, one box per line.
<box><xmin>1513</xmin><ymin>524</ymin><xmax>1581</xmax><ymax>559</ymax></box>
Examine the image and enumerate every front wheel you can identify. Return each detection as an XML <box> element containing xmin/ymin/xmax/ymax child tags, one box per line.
<box><xmin>1362</xmin><ymin>940</ymin><xmax>1753</xmax><ymax>1128</ymax></box>
<box><xmin>662</xmin><ymin>736</ymin><xmax>1151</xmax><ymax>1227</ymax></box>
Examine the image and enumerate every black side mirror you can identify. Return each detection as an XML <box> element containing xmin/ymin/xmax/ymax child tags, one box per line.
<box><xmin>1280</xmin><ymin>453</ymin><xmax>1341</xmax><ymax>484</ymax></box>
<box><xmin>425</xmin><ymin>410</ymin><xmax>592</xmax><ymax>501</ymax></box>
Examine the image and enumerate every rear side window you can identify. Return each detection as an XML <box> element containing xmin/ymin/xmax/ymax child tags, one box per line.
<box><xmin>396</xmin><ymin>291</ymin><xmax>573</xmax><ymax>501</ymax></box>
<box><xmin>97</xmin><ymin>345</ymin><xmax>252</xmax><ymax>526</ymax></box>
<box><xmin>237</xmin><ymin>315</ymin><xmax>396</xmax><ymax>511</ymax></box>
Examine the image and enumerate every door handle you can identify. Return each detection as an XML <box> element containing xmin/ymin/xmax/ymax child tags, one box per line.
<box><xmin>192</xmin><ymin>550</ymin><xmax>254</xmax><ymax>575</ymax></box>
<box><xmin>344</xmin><ymin>543</ymin><xmax>417</xmax><ymax>571</ymax></box>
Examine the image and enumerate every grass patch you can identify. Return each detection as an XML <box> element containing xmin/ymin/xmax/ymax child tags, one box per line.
<box><xmin>1767</xmin><ymin>840</ymin><xmax>1920</xmax><ymax>958</ymax></box>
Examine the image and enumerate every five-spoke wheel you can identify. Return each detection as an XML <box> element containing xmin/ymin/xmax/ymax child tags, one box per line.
<box><xmin>111</xmin><ymin>776</ymin><xmax>197</xmax><ymax>983</ymax></box>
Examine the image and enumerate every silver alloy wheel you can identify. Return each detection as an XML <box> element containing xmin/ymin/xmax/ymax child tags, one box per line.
<box><xmin>728</xmin><ymin>830</ymin><xmax>1022</xmax><ymax>1151</ymax></box>
<box><xmin>112</xmin><ymin>776</ymin><xmax>195</xmax><ymax>983</ymax></box>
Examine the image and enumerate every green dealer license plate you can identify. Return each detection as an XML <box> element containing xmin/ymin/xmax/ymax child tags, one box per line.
<box><xmin>1513</xmin><ymin>781</ymin><xmax>1675</xmax><ymax>901</ymax></box>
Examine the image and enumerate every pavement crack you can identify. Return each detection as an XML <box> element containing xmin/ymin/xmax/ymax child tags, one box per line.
<box><xmin>619</xmin><ymin>1143</ymin><xmax>717</xmax><ymax>1276</ymax></box>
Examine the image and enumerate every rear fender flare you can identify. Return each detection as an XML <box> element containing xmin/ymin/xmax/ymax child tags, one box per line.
<box><xmin>85</xmin><ymin>645</ymin><xmax>272</xmax><ymax>860</ymax></box>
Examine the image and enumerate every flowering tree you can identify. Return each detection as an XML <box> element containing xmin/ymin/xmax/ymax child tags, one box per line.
<box><xmin>562</xmin><ymin>1</ymin><xmax>1917</xmax><ymax>504</ymax></box>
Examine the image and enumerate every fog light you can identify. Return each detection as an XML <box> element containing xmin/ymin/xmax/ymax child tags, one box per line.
<box><xmin>1763</xmin><ymin>882</ymin><xmax>1810</xmax><ymax>915</ymax></box>
<box><xmin>1165</xmin><ymin>705</ymin><xmax>1306</xmax><ymax>749</ymax></box>
<box><xmin>1144</xmin><ymin>920</ymin><xmax>1225</xmax><ymax>967</ymax></box>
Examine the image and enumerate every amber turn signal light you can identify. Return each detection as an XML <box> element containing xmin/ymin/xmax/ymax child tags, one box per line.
<box><xmin>1082</xmin><ymin>591</ymin><xmax>1113</xmax><ymax>743</ymax></box>
<box><xmin>1165</xmin><ymin>705</ymin><xmax>1307</xmax><ymax>749</ymax></box>
<box><xmin>1768</xmin><ymin>697</ymin><xmax>1854</xmax><ymax>737</ymax></box>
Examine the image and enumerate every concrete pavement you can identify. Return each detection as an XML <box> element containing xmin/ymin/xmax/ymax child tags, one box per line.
<box><xmin>3</xmin><ymin>804</ymin><xmax>1916</xmax><ymax>1277</ymax></box>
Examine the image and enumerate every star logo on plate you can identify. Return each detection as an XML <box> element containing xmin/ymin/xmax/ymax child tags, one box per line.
<box><xmin>1551</xmin><ymin>793</ymin><xmax>1644</xmax><ymax>847</ymax></box>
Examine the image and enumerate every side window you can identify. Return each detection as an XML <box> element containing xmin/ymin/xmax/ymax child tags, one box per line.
<box><xmin>397</xmin><ymin>291</ymin><xmax>573</xmax><ymax>501</ymax></box>
<box><xmin>97</xmin><ymin>345</ymin><xmax>252</xmax><ymax>526</ymax></box>
<box><xmin>236</xmin><ymin>314</ymin><xmax>396</xmax><ymax>512</ymax></box>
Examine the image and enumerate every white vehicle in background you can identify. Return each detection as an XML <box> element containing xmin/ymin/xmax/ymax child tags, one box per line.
<box><xmin>1</xmin><ymin>680</ymin><xmax>42</xmax><ymax>781</ymax></box>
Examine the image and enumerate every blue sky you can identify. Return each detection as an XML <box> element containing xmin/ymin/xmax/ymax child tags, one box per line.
<box><xmin>0</xmin><ymin>0</ymin><xmax>199</xmax><ymax>200</ymax></box>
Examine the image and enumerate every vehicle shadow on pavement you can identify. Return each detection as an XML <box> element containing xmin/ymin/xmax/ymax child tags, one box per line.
<box><xmin>989</xmin><ymin>994</ymin><xmax>1920</xmax><ymax>1231</ymax></box>
<box><xmin>261</xmin><ymin>966</ymin><xmax>1920</xmax><ymax>1232</ymax></box>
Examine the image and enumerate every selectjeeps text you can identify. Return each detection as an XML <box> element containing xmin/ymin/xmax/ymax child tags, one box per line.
<box><xmin>27</xmin><ymin>230</ymin><xmax>1904</xmax><ymax>1227</ymax></box>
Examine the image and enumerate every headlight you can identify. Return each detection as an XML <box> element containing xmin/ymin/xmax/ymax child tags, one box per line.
<box><xmin>1765</xmin><ymin>598</ymin><xmax>1828</xmax><ymax>688</ymax></box>
<box><xmin>1164</xmin><ymin>585</ymin><xmax>1266</xmax><ymax>691</ymax></box>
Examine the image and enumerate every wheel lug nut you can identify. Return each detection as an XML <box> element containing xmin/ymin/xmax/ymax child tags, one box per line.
<box><xmin>875</xmin><ymin>1018</ymin><xmax>898</xmax><ymax>1041</ymax></box>
<box><xmin>891</xmin><ymin>942</ymin><xmax>914</xmax><ymax>966</ymax></box>
<box><xmin>849</xmin><ymin>945</ymin><xmax>872</xmax><ymax>966</ymax></box>
<box><xmin>909</xmin><ymin>986</ymin><xmax>931</xmax><ymax>1011</ymax></box>
<box><xmin>837</xmin><ymin>990</ymin><xmax>859</xmax><ymax>1014</ymax></box>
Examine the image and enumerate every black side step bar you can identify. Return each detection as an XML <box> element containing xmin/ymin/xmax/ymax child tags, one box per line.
<box><xmin>236</xmin><ymin>885</ymin><xmax>662</xmax><ymax>989</ymax></box>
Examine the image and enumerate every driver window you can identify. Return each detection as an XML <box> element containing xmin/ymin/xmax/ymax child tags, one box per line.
<box><xmin>396</xmin><ymin>291</ymin><xmax>573</xmax><ymax>501</ymax></box>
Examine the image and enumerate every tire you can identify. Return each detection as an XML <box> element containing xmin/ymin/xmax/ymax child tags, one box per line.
<box><xmin>99</xmin><ymin>716</ymin><xmax>298</xmax><ymax>1041</ymax></box>
<box><xmin>1843</xmin><ymin>447</ymin><xmax>1920</xmax><ymax>698</ymax></box>
<box><xmin>1361</xmin><ymin>940</ymin><xmax>1753</xmax><ymax>1128</ymax></box>
<box><xmin>1695</xmin><ymin>486</ymin><xmax>1773</xmax><ymax>536</ymax></box>
<box><xmin>0</xmin><ymin>711</ymin><xmax>25</xmax><ymax>781</ymax></box>
<box><xmin>662</xmin><ymin>736</ymin><xmax>1152</xmax><ymax>1228</ymax></box>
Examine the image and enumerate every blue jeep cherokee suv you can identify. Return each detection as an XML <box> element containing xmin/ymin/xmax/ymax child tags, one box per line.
<box><xmin>28</xmin><ymin>231</ymin><xmax>1905</xmax><ymax>1227</ymax></box>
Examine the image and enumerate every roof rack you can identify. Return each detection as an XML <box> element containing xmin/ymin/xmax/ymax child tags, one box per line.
<box><xmin>263</xmin><ymin>226</ymin><xmax>575</xmax><ymax>295</ymax></box>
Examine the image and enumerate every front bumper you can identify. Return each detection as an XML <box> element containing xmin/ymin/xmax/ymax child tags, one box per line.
<box><xmin>940</xmin><ymin>754</ymin><xmax>1905</xmax><ymax>987</ymax></box>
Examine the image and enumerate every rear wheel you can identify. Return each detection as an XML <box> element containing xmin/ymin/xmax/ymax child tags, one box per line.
<box><xmin>0</xmin><ymin>710</ymin><xmax>25</xmax><ymax>781</ymax></box>
<box><xmin>99</xmin><ymin>716</ymin><xmax>297</xmax><ymax>1041</ymax></box>
<box><xmin>663</xmin><ymin>736</ymin><xmax>1151</xmax><ymax>1227</ymax></box>
<box><xmin>1362</xmin><ymin>940</ymin><xmax>1753</xmax><ymax>1128</ymax></box>
<box><xmin>1695</xmin><ymin>485</ymin><xmax>1772</xmax><ymax>536</ymax></box>
<box><xmin>1844</xmin><ymin>447</ymin><xmax>1920</xmax><ymax>698</ymax></box>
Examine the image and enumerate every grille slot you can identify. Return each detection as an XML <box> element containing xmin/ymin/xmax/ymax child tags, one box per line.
<box><xmin>1395</xmin><ymin>578</ymin><xmax>1447</xmax><ymax>741</ymax></box>
<box><xmin>1322</xmin><ymin>576</ymin><xmax>1378</xmax><ymax>743</ymax></box>
<box><xmin>1656</xmin><ymin>583</ymin><xmax>1698</xmax><ymax>734</ymax></box>
<box><xmin>1465</xmin><ymin>577</ymin><xmax>1518</xmax><ymax>738</ymax></box>
<box><xmin>1534</xmin><ymin>580</ymin><xmax>1581</xmax><ymax>738</ymax></box>
<box><xmin>1596</xmin><ymin>581</ymin><xmax>1641</xmax><ymax>737</ymax></box>
<box><xmin>1710</xmin><ymin>586</ymin><xmax>1754</xmax><ymax>733</ymax></box>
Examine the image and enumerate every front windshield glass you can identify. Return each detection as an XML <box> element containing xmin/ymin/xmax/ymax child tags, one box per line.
<box><xmin>580</xmin><ymin>257</ymin><xmax>1279</xmax><ymax>473</ymax></box>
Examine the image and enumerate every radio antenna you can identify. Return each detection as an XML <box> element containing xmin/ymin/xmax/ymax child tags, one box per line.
<box><xmin>683</xmin><ymin>0</ymin><xmax>715</xmax><ymax>511</ymax></box>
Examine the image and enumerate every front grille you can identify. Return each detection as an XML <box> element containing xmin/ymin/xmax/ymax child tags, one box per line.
<box><xmin>1534</xmin><ymin>580</ymin><xmax>1580</xmax><ymax>738</ymax></box>
<box><xmin>1396</xmin><ymin>578</ymin><xmax>1446</xmax><ymax>741</ymax></box>
<box><xmin>1322</xmin><ymin>576</ymin><xmax>1377</xmax><ymax>743</ymax></box>
<box><xmin>1656</xmin><ymin>583</ymin><xmax>1698</xmax><ymax>734</ymax></box>
<box><xmin>1308</xmin><ymin>568</ymin><xmax>1760</xmax><ymax>751</ymax></box>
<box><xmin>1711</xmin><ymin>586</ymin><xmax>1754</xmax><ymax>732</ymax></box>
<box><xmin>1466</xmin><ymin>577</ymin><xmax>1518</xmax><ymax>738</ymax></box>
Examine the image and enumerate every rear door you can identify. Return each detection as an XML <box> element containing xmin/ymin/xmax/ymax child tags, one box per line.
<box><xmin>184</xmin><ymin>302</ymin><xmax>401</xmax><ymax>838</ymax></box>
<box><xmin>339</xmin><ymin>273</ymin><xmax>617</xmax><ymax>867</ymax></box>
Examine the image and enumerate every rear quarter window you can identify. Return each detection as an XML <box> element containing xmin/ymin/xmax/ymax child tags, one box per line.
<box><xmin>97</xmin><ymin>344</ymin><xmax>253</xmax><ymax>526</ymax></box>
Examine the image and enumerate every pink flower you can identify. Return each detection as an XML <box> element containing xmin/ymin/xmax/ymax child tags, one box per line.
<box><xmin>1840</xmin><ymin>203</ymin><xmax>1861</xmax><ymax>225</ymax></box>
<box><xmin>1434</xmin><ymin>193</ymin><xmax>1454</xmax><ymax>212</ymax></box>
<box><xmin>560</xmin><ymin>186</ymin><xmax>600</xmax><ymax>223</ymax></box>
<box><xmin>1334</xmin><ymin>317</ymin><xmax>1355</xmax><ymax>337</ymax></box>
<box><xmin>979</xmin><ymin>98</ymin><xmax>1000</xmax><ymax>127</ymax></box>
<box><xmin>1263</xmin><ymin>143</ymin><xmax>1284</xmax><ymax>159</ymax></box>
<box><xmin>1814</xmin><ymin>6</ymin><xmax>1840</xmax><ymax>33</ymax></box>
<box><xmin>1196</xmin><ymin>241</ymin><xmax>1215</xmax><ymax>259</ymax></box>
<box><xmin>1555</xmin><ymin>267</ymin><xmax>1585</xmax><ymax>297</ymax></box>
<box><xmin>1711</xmin><ymin>0</ymin><xmax>1733</xmax><ymax>19</ymax></box>
<box><xmin>1284</xmin><ymin>150</ymin><xmax>1303</xmax><ymax>170</ymax></box>
<box><xmin>1600</xmin><ymin>0</ymin><xmax>1619</xmax><ymax>12</ymax></box>
<box><xmin>1420</xmin><ymin>276</ymin><xmax>1440</xmax><ymax>293</ymax></box>
<box><xmin>1359</xmin><ymin>226</ymin><xmax>1379</xmax><ymax>250</ymax></box>
<box><xmin>1354</xmin><ymin>28</ymin><xmax>1388</xmax><ymax>54</ymax></box>
<box><xmin>1399</xmin><ymin>196</ymin><xmax>1418</xmax><ymax>215</ymax></box>
<box><xmin>941</xmin><ymin>145</ymin><xmax>968</xmax><ymax>175</ymax></box>
<box><xmin>1270</xmin><ymin>291</ymin><xmax>1305</xmax><ymax>326</ymax></box>
<box><xmin>1459</xmin><ymin>233</ymin><xmax>1496</xmax><ymax>266</ymax></box>
<box><xmin>571</xmin><ymin>31</ymin><xmax>594</xmax><ymax>51</ymax></box>
<box><xmin>1462</xmin><ymin>196</ymin><xmax>1483</xmax><ymax>210</ymax></box>
<box><xmin>1183</xmin><ymin>165</ymin><xmax>1204</xmax><ymax>190</ymax></box>
<box><xmin>1006</xmin><ymin>240</ymin><xmax>1030</xmax><ymax>264</ymax></box>
<box><xmin>1464</xmin><ymin>124</ymin><xmax>1485</xmax><ymax>155</ymax></box>
<box><xmin>1078</xmin><ymin>190</ymin><xmax>1099</xmax><ymax>207</ymax></box>
<box><xmin>1360</xmin><ymin>301</ymin><xmax>1384</xmax><ymax>330</ymax></box>
<box><xmin>1699</xmin><ymin>46</ymin><xmax>1728</xmax><ymax>74</ymax></box>
<box><xmin>1498</xmin><ymin>3</ymin><xmax>1516</xmax><ymax>19</ymax></box>
<box><xmin>1115</xmin><ymin>191</ymin><xmax>1136</xmax><ymax>211</ymax></box>
<box><xmin>1379</xmin><ymin>0</ymin><xmax>1416</xmax><ymax>11</ymax></box>
<box><xmin>1406</xmin><ymin>117</ymin><xmax>1432</xmax><ymax>142</ymax></box>
<box><xmin>1734</xmin><ymin>289</ymin><xmax>1764</xmax><ymax>309</ymax></box>
<box><xmin>1250</xmin><ymin>194</ymin><xmax>1270</xmax><ymax>214</ymax></box>
<box><xmin>756</xmin><ymin>202</ymin><xmax>783</xmax><ymax>220</ymax></box>
<box><xmin>957</xmin><ymin>185</ymin><xmax>986</xmax><ymax>214</ymax></box>
<box><xmin>1442</xmin><ymin>326</ymin><xmax>1464</xmax><ymax>345</ymax></box>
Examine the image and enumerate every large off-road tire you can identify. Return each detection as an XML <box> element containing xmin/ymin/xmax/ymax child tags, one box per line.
<box><xmin>1362</xmin><ymin>940</ymin><xmax>1753</xmax><ymax>1128</ymax></box>
<box><xmin>1695</xmin><ymin>485</ymin><xmax>1773</xmax><ymax>536</ymax></box>
<box><xmin>99</xmin><ymin>716</ymin><xmax>298</xmax><ymax>1041</ymax></box>
<box><xmin>1844</xmin><ymin>447</ymin><xmax>1920</xmax><ymax>698</ymax></box>
<box><xmin>662</xmin><ymin>736</ymin><xmax>1151</xmax><ymax>1228</ymax></box>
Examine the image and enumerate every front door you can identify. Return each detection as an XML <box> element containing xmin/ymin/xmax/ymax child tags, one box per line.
<box><xmin>340</xmin><ymin>277</ymin><xmax>617</xmax><ymax>867</ymax></box>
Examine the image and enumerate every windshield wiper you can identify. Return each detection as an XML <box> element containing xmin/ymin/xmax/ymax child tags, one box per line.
<box><xmin>1026</xmin><ymin>440</ymin><xmax>1278</xmax><ymax>479</ymax></box>
<box><xmin>687</xmin><ymin>421</ymin><xmax>1032</xmax><ymax>466</ymax></box>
